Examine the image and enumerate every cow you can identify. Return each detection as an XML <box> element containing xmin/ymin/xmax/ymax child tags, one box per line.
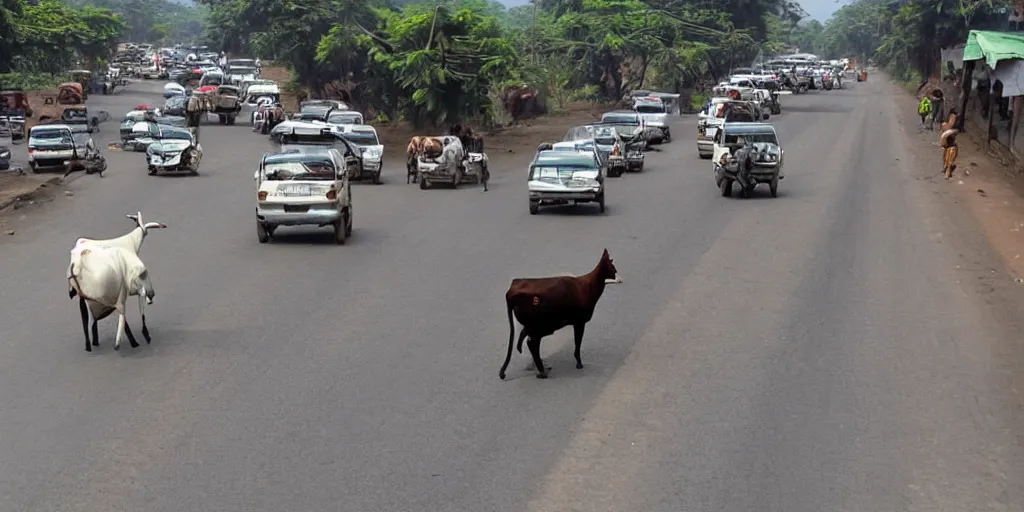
<box><xmin>406</xmin><ymin>136</ymin><xmax>426</xmax><ymax>183</ymax></box>
<box><xmin>499</xmin><ymin>249</ymin><xmax>622</xmax><ymax>380</ymax></box>
<box><xmin>421</xmin><ymin>137</ymin><xmax>444</xmax><ymax>159</ymax></box>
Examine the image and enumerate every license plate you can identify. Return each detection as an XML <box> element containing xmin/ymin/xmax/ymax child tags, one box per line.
<box><xmin>284</xmin><ymin>204</ymin><xmax>309</xmax><ymax>213</ymax></box>
<box><xmin>281</xmin><ymin>185</ymin><xmax>312</xmax><ymax>196</ymax></box>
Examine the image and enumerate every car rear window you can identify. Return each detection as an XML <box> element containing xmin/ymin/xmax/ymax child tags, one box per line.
<box><xmin>263</xmin><ymin>159</ymin><xmax>336</xmax><ymax>181</ymax></box>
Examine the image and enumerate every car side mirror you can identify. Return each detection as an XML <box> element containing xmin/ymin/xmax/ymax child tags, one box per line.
<box><xmin>253</xmin><ymin>171</ymin><xmax>259</xmax><ymax>181</ymax></box>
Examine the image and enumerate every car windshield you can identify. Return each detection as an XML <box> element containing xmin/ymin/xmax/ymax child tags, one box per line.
<box><xmin>342</xmin><ymin>131</ymin><xmax>378</xmax><ymax>145</ymax></box>
<box><xmin>231</xmin><ymin>67</ymin><xmax>257</xmax><ymax>75</ymax></box>
<box><xmin>164</xmin><ymin>96</ymin><xmax>187</xmax><ymax>109</ymax></box>
<box><xmin>263</xmin><ymin>160</ymin><xmax>336</xmax><ymax>181</ymax></box>
<box><xmin>161</xmin><ymin>130</ymin><xmax>193</xmax><ymax>141</ymax></box>
<box><xmin>608</xmin><ymin>125</ymin><xmax>639</xmax><ymax>137</ymax></box>
<box><xmin>530</xmin><ymin>165</ymin><xmax>596</xmax><ymax>182</ymax></box>
<box><xmin>635</xmin><ymin>104</ymin><xmax>664</xmax><ymax>113</ymax></box>
<box><xmin>328</xmin><ymin>113</ymin><xmax>362</xmax><ymax>125</ymax></box>
<box><xmin>68</xmin><ymin>123</ymin><xmax>90</xmax><ymax>133</ymax></box>
<box><xmin>724</xmin><ymin>131</ymin><xmax>777</xmax><ymax>145</ymax></box>
<box><xmin>31</xmin><ymin>128</ymin><xmax>69</xmax><ymax>139</ymax></box>
<box><xmin>603</xmin><ymin>114</ymin><xmax>637</xmax><ymax>123</ymax></box>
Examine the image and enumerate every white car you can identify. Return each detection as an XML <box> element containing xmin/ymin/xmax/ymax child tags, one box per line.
<box><xmin>163</xmin><ymin>82</ymin><xmax>186</xmax><ymax>98</ymax></box>
<box><xmin>28</xmin><ymin>124</ymin><xmax>77</xmax><ymax>172</ymax></box>
<box><xmin>254</xmin><ymin>144</ymin><xmax>358</xmax><ymax>244</ymax></box>
<box><xmin>243</xmin><ymin>82</ymin><xmax>280</xmax><ymax>107</ymax></box>
<box><xmin>711</xmin><ymin>122</ymin><xmax>784</xmax><ymax>198</ymax></box>
<box><xmin>326</xmin><ymin>110</ymin><xmax>364</xmax><ymax>126</ymax></box>
<box><xmin>333</xmin><ymin>124</ymin><xmax>383</xmax><ymax>183</ymax></box>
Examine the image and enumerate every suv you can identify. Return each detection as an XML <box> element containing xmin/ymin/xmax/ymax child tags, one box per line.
<box><xmin>254</xmin><ymin>130</ymin><xmax>361</xmax><ymax>244</ymax></box>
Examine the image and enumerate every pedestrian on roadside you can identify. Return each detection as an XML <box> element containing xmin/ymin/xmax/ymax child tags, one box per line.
<box><xmin>939</xmin><ymin>109</ymin><xmax>960</xmax><ymax>180</ymax></box>
<box><xmin>918</xmin><ymin>95</ymin><xmax>933</xmax><ymax>129</ymax></box>
<box><xmin>928</xmin><ymin>89</ymin><xmax>944</xmax><ymax>131</ymax></box>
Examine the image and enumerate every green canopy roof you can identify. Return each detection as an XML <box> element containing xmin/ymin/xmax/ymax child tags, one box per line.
<box><xmin>963</xmin><ymin>30</ymin><xmax>1024</xmax><ymax>69</ymax></box>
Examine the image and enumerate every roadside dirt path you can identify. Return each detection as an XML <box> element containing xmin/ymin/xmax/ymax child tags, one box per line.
<box><xmin>892</xmin><ymin>77</ymin><xmax>1024</xmax><ymax>284</ymax></box>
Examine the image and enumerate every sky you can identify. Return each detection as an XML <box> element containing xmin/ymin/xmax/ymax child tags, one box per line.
<box><xmin>493</xmin><ymin>0</ymin><xmax>842</xmax><ymax>22</ymax></box>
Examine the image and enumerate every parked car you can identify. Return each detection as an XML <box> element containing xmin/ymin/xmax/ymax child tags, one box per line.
<box><xmin>528</xmin><ymin>150</ymin><xmax>605</xmax><ymax>214</ymax></box>
<box><xmin>564</xmin><ymin>124</ymin><xmax>628</xmax><ymax>177</ymax></box>
<box><xmin>0</xmin><ymin>144</ymin><xmax>11</xmax><ymax>170</ymax></box>
<box><xmin>27</xmin><ymin>124</ymin><xmax>77</xmax><ymax>172</ymax></box>
<box><xmin>146</xmin><ymin>124</ymin><xmax>203</xmax><ymax>175</ymax></box>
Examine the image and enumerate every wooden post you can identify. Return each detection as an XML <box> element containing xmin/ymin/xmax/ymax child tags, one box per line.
<box><xmin>957</xmin><ymin>59</ymin><xmax>975</xmax><ymax>132</ymax></box>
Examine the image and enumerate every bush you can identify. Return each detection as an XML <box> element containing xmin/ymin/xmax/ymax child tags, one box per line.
<box><xmin>0</xmin><ymin>72</ymin><xmax>68</xmax><ymax>91</ymax></box>
<box><xmin>567</xmin><ymin>85</ymin><xmax>602</xmax><ymax>103</ymax></box>
<box><xmin>690</xmin><ymin>92</ymin><xmax>710</xmax><ymax>111</ymax></box>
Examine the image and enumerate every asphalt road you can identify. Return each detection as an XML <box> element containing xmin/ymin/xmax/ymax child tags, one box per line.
<box><xmin>0</xmin><ymin>78</ymin><xmax>1021</xmax><ymax>512</ymax></box>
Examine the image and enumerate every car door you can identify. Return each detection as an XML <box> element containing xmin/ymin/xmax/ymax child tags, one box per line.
<box><xmin>336</xmin><ymin>136</ymin><xmax>362</xmax><ymax>177</ymax></box>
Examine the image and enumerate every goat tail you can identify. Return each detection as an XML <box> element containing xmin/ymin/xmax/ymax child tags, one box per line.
<box><xmin>67</xmin><ymin>262</ymin><xmax>78</xmax><ymax>299</ymax></box>
<box><xmin>499</xmin><ymin>299</ymin><xmax>515</xmax><ymax>380</ymax></box>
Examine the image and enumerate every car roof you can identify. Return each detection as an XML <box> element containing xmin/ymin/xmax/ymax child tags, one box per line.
<box><xmin>722</xmin><ymin>122</ymin><xmax>777</xmax><ymax>134</ymax></box>
<box><xmin>266</xmin><ymin>147</ymin><xmax>336</xmax><ymax>161</ymax></box>
<box><xmin>602</xmin><ymin>110</ymin><xmax>639</xmax><ymax>116</ymax></box>
<box><xmin>31</xmin><ymin>124</ymin><xmax>71</xmax><ymax>131</ymax></box>
<box><xmin>336</xmin><ymin>123</ymin><xmax>376</xmax><ymax>133</ymax></box>
<box><xmin>532</xmin><ymin>151</ymin><xmax>599</xmax><ymax>167</ymax></box>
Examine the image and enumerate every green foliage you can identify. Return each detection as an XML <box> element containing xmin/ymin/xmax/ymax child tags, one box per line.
<box><xmin>1</xmin><ymin>0</ymin><xmax>125</xmax><ymax>74</ymax></box>
<box><xmin>0</xmin><ymin>71</ymin><xmax>68</xmax><ymax>90</ymax></box>
<box><xmin>818</xmin><ymin>0</ymin><xmax>1011</xmax><ymax>82</ymax></box>
<box><xmin>69</xmin><ymin>0</ymin><xmax>205</xmax><ymax>44</ymax></box>
<box><xmin>194</xmin><ymin>0</ymin><xmax>818</xmax><ymax>126</ymax></box>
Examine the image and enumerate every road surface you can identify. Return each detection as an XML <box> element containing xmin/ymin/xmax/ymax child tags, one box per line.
<box><xmin>0</xmin><ymin>79</ymin><xmax>1021</xmax><ymax>512</ymax></box>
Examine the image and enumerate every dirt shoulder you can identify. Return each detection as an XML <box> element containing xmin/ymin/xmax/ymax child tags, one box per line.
<box><xmin>889</xmin><ymin>74</ymin><xmax>1024</xmax><ymax>282</ymax></box>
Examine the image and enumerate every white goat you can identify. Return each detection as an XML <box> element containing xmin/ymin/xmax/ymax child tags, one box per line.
<box><xmin>67</xmin><ymin>212</ymin><xmax>166</xmax><ymax>349</ymax></box>
<box><xmin>67</xmin><ymin>244</ymin><xmax>155</xmax><ymax>352</ymax></box>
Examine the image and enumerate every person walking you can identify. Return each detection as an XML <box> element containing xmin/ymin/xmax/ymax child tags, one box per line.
<box><xmin>928</xmin><ymin>89</ymin><xmax>944</xmax><ymax>131</ymax></box>
<box><xmin>939</xmin><ymin>109</ymin><xmax>959</xmax><ymax>180</ymax></box>
<box><xmin>918</xmin><ymin>95</ymin><xmax>933</xmax><ymax>129</ymax></box>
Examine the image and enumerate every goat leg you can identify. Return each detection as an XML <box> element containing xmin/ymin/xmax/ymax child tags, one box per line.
<box><xmin>79</xmin><ymin>298</ymin><xmax>91</xmax><ymax>352</ymax></box>
<box><xmin>572</xmin><ymin>323</ymin><xmax>586</xmax><ymax>369</ymax></box>
<box><xmin>139</xmin><ymin>296</ymin><xmax>151</xmax><ymax>343</ymax></box>
<box><xmin>91</xmin><ymin>320</ymin><xmax>99</xmax><ymax>347</ymax></box>
<box><xmin>526</xmin><ymin>336</ymin><xmax>549</xmax><ymax>379</ymax></box>
<box><xmin>123</xmin><ymin>321</ymin><xmax>141</xmax><ymax>349</ymax></box>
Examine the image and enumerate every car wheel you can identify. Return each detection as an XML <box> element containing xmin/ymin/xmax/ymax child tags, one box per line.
<box><xmin>257</xmin><ymin>222</ymin><xmax>270</xmax><ymax>243</ymax></box>
<box><xmin>345</xmin><ymin>208</ymin><xmax>353</xmax><ymax>236</ymax></box>
<box><xmin>699</xmin><ymin>153</ymin><xmax>712</xmax><ymax>160</ymax></box>
<box><xmin>720</xmin><ymin>178</ymin><xmax>732</xmax><ymax>197</ymax></box>
<box><xmin>770</xmin><ymin>175</ymin><xmax>779</xmax><ymax>198</ymax></box>
<box><xmin>334</xmin><ymin>216</ymin><xmax>347</xmax><ymax>245</ymax></box>
<box><xmin>598</xmin><ymin>194</ymin><xmax>605</xmax><ymax>213</ymax></box>
<box><xmin>419</xmin><ymin>177</ymin><xmax>428</xmax><ymax>190</ymax></box>
<box><xmin>529</xmin><ymin>201</ymin><xmax>539</xmax><ymax>215</ymax></box>
<box><xmin>373</xmin><ymin>171</ymin><xmax>380</xmax><ymax>185</ymax></box>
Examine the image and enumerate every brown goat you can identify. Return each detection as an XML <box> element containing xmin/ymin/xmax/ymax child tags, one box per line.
<box><xmin>500</xmin><ymin>249</ymin><xmax>622</xmax><ymax>379</ymax></box>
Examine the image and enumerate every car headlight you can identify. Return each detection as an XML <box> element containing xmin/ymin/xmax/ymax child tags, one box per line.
<box><xmin>364</xmin><ymin>149</ymin><xmax>382</xmax><ymax>159</ymax></box>
<box><xmin>0</xmin><ymin>150</ymin><xmax>9</xmax><ymax>159</ymax></box>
